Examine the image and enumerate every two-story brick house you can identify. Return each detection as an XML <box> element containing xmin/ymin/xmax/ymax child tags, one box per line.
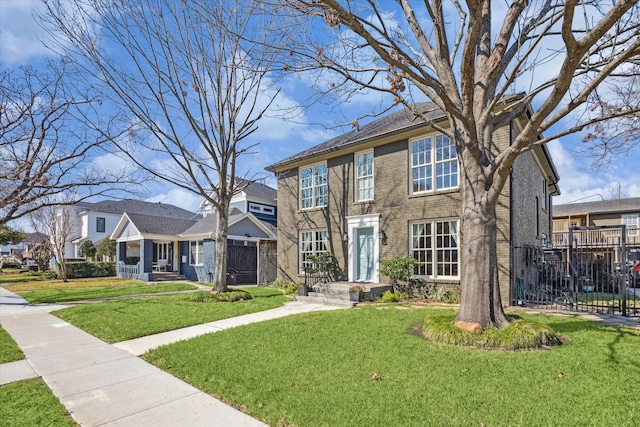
<box><xmin>266</xmin><ymin>102</ymin><xmax>560</xmax><ymax>305</ymax></box>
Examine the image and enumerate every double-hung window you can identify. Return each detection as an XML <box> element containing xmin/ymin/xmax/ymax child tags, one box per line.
<box><xmin>299</xmin><ymin>230</ymin><xmax>327</xmax><ymax>273</ymax></box>
<box><xmin>411</xmin><ymin>220</ymin><xmax>459</xmax><ymax>278</ymax></box>
<box><xmin>623</xmin><ymin>213</ymin><xmax>639</xmax><ymax>236</ymax></box>
<box><xmin>300</xmin><ymin>163</ymin><xmax>327</xmax><ymax>209</ymax></box>
<box><xmin>411</xmin><ymin>134</ymin><xmax>458</xmax><ymax>193</ymax></box>
<box><xmin>355</xmin><ymin>151</ymin><xmax>374</xmax><ymax>201</ymax></box>
<box><xmin>96</xmin><ymin>217</ymin><xmax>106</xmax><ymax>233</ymax></box>
<box><xmin>189</xmin><ymin>240</ymin><xmax>204</xmax><ymax>265</ymax></box>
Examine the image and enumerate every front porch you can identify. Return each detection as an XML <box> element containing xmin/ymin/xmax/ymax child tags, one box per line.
<box><xmin>295</xmin><ymin>281</ymin><xmax>393</xmax><ymax>306</ymax></box>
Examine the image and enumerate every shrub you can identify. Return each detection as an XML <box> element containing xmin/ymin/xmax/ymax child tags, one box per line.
<box><xmin>422</xmin><ymin>313</ymin><xmax>562</xmax><ymax>350</ymax></box>
<box><xmin>65</xmin><ymin>262</ymin><xmax>116</xmax><ymax>279</ymax></box>
<box><xmin>380</xmin><ymin>290</ymin><xmax>400</xmax><ymax>303</ymax></box>
<box><xmin>1</xmin><ymin>261</ymin><xmax>22</xmax><ymax>270</ymax></box>
<box><xmin>125</xmin><ymin>256</ymin><xmax>140</xmax><ymax>265</ymax></box>
<box><xmin>96</xmin><ymin>239</ymin><xmax>117</xmax><ymax>258</ymax></box>
<box><xmin>78</xmin><ymin>240</ymin><xmax>96</xmax><ymax>258</ymax></box>
<box><xmin>445</xmin><ymin>286</ymin><xmax>462</xmax><ymax>304</ymax></box>
<box><xmin>187</xmin><ymin>290</ymin><xmax>253</xmax><ymax>302</ymax></box>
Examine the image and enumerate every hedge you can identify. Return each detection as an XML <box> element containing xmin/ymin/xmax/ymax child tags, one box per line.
<box><xmin>65</xmin><ymin>262</ymin><xmax>116</xmax><ymax>279</ymax></box>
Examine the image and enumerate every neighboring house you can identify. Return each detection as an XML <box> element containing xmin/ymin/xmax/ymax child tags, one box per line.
<box><xmin>266</xmin><ymin>102</ymin><xmax>560</xmax><ymax>305</ymax></box>
<box><xmin>199</xmin><ymin>178</ymin><xmax>278</xmax><ymax>226</ymax></box>
<box><xmin>111</xmin><ymin>182</ymin><xmax>279</xmax><ymax>283</ymax></box>
<box><xmin>63</xmin><ymin>199</ymin><xmax>199</xmax><ymax>259</ymax></box>
<box><xmin>1</xmin><ymin>232</ymin><xmax>48</xmax><ymax>265</ymax></box>
<box><xmin>552</xmin><ymin>197</ymin><xmax>640</xmax><ymax>267</ymax></box>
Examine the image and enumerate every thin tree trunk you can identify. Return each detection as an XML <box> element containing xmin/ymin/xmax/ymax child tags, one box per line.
<box><xmin>212</xmin><ymin>209</ymin><xmax>230</xmax><ymax>293</ymax></box>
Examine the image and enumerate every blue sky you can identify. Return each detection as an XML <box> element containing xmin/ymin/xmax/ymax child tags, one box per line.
<box><xmin>2</xmin><ymin>0</ymin><xmax>639</xmax><ymax>215</ymax></box>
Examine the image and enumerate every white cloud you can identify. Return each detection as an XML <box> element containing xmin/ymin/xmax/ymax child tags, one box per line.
<box><xmin>145</xmin><ymin>188</ymin><xmax>202</xmax><ymax>214</ymax></box>
<box><xmin>0</xmin><ymin>0</ymin><xmax>53</xmax><ymax>66</ymax></box>
<box><xmin>548</xmin><ymin>139</ymin><xmax>640</xmax><ymax>205</ymax></box>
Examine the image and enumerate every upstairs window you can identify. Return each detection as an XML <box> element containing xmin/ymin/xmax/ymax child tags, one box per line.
<box><xmin>623</xmin><ymin>213</ymin><xmax>639</xmax><ymax>235</ymax></box>
<box><xmin>411</xmin><ymin>134</ymin><xmax>458</xmax><ymax>194</ymax></box>
<box><xmin>300</xmin><ymin>163</ymin><xmax>327</xmax><ymax>209</ymax></box>
<box><xmin>355</xmin><ymin>151</ymin><xmax>374</xmax><ymax>201</ymax></box>
<box><xmin>96</xmin><ymin>217</ymin><xmax>106</xmax><ymax>233</ymax></box>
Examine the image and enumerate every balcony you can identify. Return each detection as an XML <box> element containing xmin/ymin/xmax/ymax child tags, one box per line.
<box><xmin>552</xmin><ymin>227</ymin><xmax>640</xmax><ymax>248</ymax></box>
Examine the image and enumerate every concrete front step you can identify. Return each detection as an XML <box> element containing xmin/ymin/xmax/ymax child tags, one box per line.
<box><xmin>151</xmin><ymin>272</ymin><xmax>188</xmax><ymax>282</ymax></box>
<box><xmin>294</xmin><ymin>294</ymin><xmax>356</xmax><ymax>307</ymax></box>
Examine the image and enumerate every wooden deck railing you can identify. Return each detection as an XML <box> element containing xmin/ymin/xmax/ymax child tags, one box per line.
<box><xmin>552</xmin><ymin>227</ymin><xmax>639</xmax><ymax>248</ymax></box>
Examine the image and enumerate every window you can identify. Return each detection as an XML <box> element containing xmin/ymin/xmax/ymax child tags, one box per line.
<box><xmin>541</xmin><ymin>179</ymin><xmax>547</xmax><ymax>210</ymax></box>
<box><xmin>355</xmin><ymin>151</ymin><xmax>374</xmax><ymax>201</ymax></box>
<box><xmin>300</xmin><ymin>163</ymin><xmax>327</xmax><ymax>209</ymax></box>
<box><xmin>411</xmin><ymin>220</ymin><xmax>459</xmax><ymax>278</ymax></box>
<box><xmin>623</xmin><ymin>214</ymin><xmax>639</xmax><ymax>235</ymax></box>
<box><xmin>189</xmin><ymin>240</ymin><xmax>204</xmax><ymax>265</ymax></box>
<box><xmin>411</xmin><ymin>134</ymin><xmax>458</xmax><ymax>193</ymax></box>
<box><xmin>299</xmin><ymin>230</ymin><xmax>327</xmax><ymax>273</ymax></box>
<box><xmin>248</xmin><ymin>203</ymin><xmax>275</xmax><ymax>215</ymax></box>
<box><xmin>96</xmin><ymin>217</ymin><xmax>106</xmax><ymax>233</ymax></box>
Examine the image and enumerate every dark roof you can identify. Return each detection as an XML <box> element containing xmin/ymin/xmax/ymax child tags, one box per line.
<box><xmin>236</xmin><ymin>178</ymin><xmax>277</xmax><ymax>201</ymax></box>
<box><xmin>126</xmin><ymin>213</ymin><xmax>198</xmax><ymax>235</ymax></box>
<box><xmin>266</xmin><ymin>102</ymin><xmax>446</xmax><ymax>171</ymax></box>
<box><xmin>76</xmin><ymin>199</ymin><xmax>198</xmax><ymax>220</ymax></box>
<box><xmin>181</xmin><ymin>212</ymin><xmax>246</xmax><ymax>236</ymax></box>
<box><xmin>24</xmin><ymin>232</ymin><xmax>48</xmax><ymax>243</ymax></box>
<box><xmin>554</xmin><ymin>197</ymin><xmax>640</xmax><ymax>216</ymax></box>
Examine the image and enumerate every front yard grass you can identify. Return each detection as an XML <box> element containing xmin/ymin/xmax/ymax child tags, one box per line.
<box><xmin>0</xmin><ymin>378</ymin><xmax>76</xmax><ymax>426</ymax></box>
<box><xmin>143</xmin><ymin>306</ymin><xmax>640</xmax><ymax>427</ymax></box>
<box><xmin>53</xmin><ymin>287</ymin><xmax>289</xmax><ymax>343</ymax></box>
<box><xmin>14</xmin><ymin>282</ymin><xmax>198</xmax><ymax>304</ymax></box>
<box><xmin>0</xmin><ymin>325</ymin><xmax>24</xmax><ymax>364</ymax></box>
<box><xmin>2</xmin><ymin>276</ymin><xmax>140</xmax><ymax>289</ymax></box>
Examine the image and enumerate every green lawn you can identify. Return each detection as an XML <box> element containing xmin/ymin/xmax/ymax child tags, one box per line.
<box><xmin>17</xmin><ymin>282</ymin><xmax>198</xmax><ymax>304</ymax></box>
<box><xmin>143</xmin><ymin>306</ymin><xmax>640</xmax><ymax>427</ymax></box>
<box><xmin>0</xmin><ymin>379</ymin><xmax>77</xmax><ymax>426</ymax></box>
<box><xmin>53</xmin><ymin>287</ymin><xmax>289</xmax><ymax>343</ymax></box>
<box><xmin>0</xmin><ymin>325</ymin><xmax>24</xmax><ymax>364</ymax></box>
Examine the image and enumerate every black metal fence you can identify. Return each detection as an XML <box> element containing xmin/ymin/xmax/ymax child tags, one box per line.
<box><xmin>511</xmin><ymin>228</ymin><xmax>639</xmax><ymax>316</ymax></box>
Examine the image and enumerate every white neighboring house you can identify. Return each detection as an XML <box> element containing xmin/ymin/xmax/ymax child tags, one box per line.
<box><xmin>63</xmin><ymin>200</ymin><xmax>200</xmax><ymax>259</ymax></box>
<box><xmin>199</xmin><ymin>178</ymin><xmax>278</xmax><ymax>226</ymax></box>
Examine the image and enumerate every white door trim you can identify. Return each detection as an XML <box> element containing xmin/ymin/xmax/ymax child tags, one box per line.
<box><xmin>346</xmin><ymin>214</ymin><xmax>380</xmax><ymax>282</ymax></box>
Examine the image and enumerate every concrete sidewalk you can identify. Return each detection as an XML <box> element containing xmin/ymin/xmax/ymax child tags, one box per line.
<box><xmin>0</xmin><ymin>287</ymin><xmax>339</xmax><ymax>426</ymax></box>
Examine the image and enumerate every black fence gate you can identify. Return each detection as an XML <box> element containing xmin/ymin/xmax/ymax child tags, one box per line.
<box><xmin>227</xmin><ymin>244</ymin><xmax>257</xmax><ymax>284</ymax></box>
<box><xmin>511</xmin><ymin>225</ymin><xmax>639</xmax><ymax>316</ymax></box>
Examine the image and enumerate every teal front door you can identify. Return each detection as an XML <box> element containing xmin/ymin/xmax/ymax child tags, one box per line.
<box><xmin>356</xmin><ymin>228</ymin><xmax>374</xmax><ymax>281</ymax></box>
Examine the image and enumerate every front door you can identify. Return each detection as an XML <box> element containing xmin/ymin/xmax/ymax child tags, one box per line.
<box><xmin>356</xmin><ymin>228</ymin><xmax>374</xmax><ymax>281</ymax></box>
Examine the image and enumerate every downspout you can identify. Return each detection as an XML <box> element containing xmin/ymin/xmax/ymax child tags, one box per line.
<box><xmin>509</xmin><ymin>119</ymin><xmax>515</xmax><ymax>306</ymax></box>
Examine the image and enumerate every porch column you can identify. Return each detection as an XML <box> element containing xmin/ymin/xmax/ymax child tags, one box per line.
<box><xmin>203</xmin><ymin>238</ymin><xmax>215</xmax><ymax>283</ymax></box>
<box><xmin>139</xmin><ymin>239</ymin><xmax>154</xmax><ymax>281</ymax></box>
<box><xmin>117</xmin><ymin>242</ymin><xmax>127</xmax><ymax>262</ymax></box>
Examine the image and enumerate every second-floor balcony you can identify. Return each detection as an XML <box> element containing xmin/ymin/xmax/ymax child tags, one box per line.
<box><xmin>552</xmin><ymin>227</ymin><xmax>640</xmax><ymax>248</ymax></box>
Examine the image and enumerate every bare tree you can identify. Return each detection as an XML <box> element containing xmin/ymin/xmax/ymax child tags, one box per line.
<box><xmin>0</xmin><ymin>60</ymin><xmax>143</xmax><ymax>227</ymax></box>
<box><xmin>284</xmin><ymin>1</ymin><xmax>640</xmax><ymax>329</ymax></box>
<box><xmin>30</xmin><ymin>202</ymin><xmax>78</xmax><ymax>281</ymax></box>
<box><xmin>41</xmin><ymin>0</ymin><xmax>288</xmax><ymax>292</ymax></box>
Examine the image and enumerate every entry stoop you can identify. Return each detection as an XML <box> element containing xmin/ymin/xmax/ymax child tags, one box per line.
<box><xmin>151</xmin><ymin>272</ymin><xmax>188</xmax><ymax>282</ymax></box>
<box><xmin>294</xmin><ymin>282</ymin><xmax>393</xmax><ymax>306</ymax></box>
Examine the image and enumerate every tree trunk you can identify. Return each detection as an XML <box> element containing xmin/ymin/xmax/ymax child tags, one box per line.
<box><xmin>456</xmin><ymin>175</ymin><xmax>509</xmax><ymax>330</ymax></box>
<box><xmin>212</xmin><ymin>208</ymin><xmax>230</xmax><ymax>293</ymax></box>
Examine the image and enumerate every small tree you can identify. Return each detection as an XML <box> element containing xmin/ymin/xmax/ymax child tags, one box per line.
<box><xmin>30</xmin><ymin>203</ymin><xmax>77</xmax><ymax>282</ymax></box>
<box><xmin>378</xmin><ymin>256</ymin><xmax>416</xmax><ymax>293</ymax></box>
<box><xmin>78</xmin><ymin>240</ymin><xmax>96</xmax><ymax>260</ymax></box>
<box><xmin>96</xmin><ymin>239</ymin><xmax>117</xmax><ymax>261</ymax></box>
<box><xmin>0</xmin><ymin>225</ymin><xmax>24</xmax><ymax>272</ymax></box>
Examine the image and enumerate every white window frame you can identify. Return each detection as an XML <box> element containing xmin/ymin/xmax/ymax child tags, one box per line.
<box><xmin>355</xmin><ymin>150</ymin><xmax>374</xmax><ymax>202</ymax></box>
<box><xmin>299</xmin><ymin>162</ymin><xmax>328</xmax><ymax>209</ymax></box>
<box><xmin>299</xmin><ymin>230</ymin><xmax>328</xmax><ymax>274</ymax></box>
<box><xmin>541</xmin><ymin>178</ymin><xmax>548</xmax><ymax>210</ymax></box>
<box><xmin>189</xmin><ymin>240</ymin><xmax>204</xmax><ymax>265</ymax></box>
<box><xmin>248</xmin><ymin>203</ymin><xmax>275</xmax><ymax>215</ymax></box>
<box><xmin>622</xmin><ymin>213</ymin><xmax>639</xmax><ymax>236</ymax></box>
<box><xmin>410</xmin><ymin>219</ymin><xmax>459</xmax><ymax>279</ymax></box>
<box><xmin>410</xmin><ymin>133</ymin><xmax>458</xmax><ymax>194</ymax></box>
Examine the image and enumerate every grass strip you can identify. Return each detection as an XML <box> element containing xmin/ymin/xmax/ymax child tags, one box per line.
<box><xmin>17</xmin><ymin>282</ymin><xmax>197</xmax><ymax>304</ymax></box>
<box><xmin>4</xmin><ymin>277</ymin><xmax>141</xmax><ymax>290</ymax></box>
<box><xmin>0</xmin><ymin>325</ymin><xmax>24</xmax><ymax>364</ymax></box>
<box><xmin>144</xmin><ymin>306</ymin><xmax>640</xmax><ymax>427</ymax></box>
<box><xmin>53</xmin><ymin>286</ymin><xmax>289</xmax><ymax>343</ymax></box>
<box><xmin>0</xmin><ymin>378</ymin><xmax>77</xmax><ymax>426</ymax></box>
